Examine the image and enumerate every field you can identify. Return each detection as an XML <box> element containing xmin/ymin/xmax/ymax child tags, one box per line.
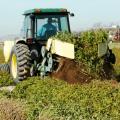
<box><xmin>112</xmin><ymin>48</ymin><xmax>120</xmax><ymax>76</ymax></box>
<box><xmin>1</xmin><ymin>31</ymin><xmax>120</xmax><ymax>120</ymax></box>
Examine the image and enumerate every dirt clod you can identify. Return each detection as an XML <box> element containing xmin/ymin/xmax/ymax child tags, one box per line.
<box><xmin>51</xmin><ymin>58</ymin><xmax>93</xmax><ymax>84</ymax></box>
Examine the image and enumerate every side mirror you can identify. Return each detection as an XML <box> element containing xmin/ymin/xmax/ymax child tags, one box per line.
<box><xmin>70</xmin><ymin>13</ymin><xmax>75</xmax><ymax>17</ymax></box>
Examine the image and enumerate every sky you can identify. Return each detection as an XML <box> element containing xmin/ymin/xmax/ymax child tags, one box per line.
<box><xmin>0</xmin><ymin>0</ymin><xmax>120</xmax><ymax>37</ymax></box>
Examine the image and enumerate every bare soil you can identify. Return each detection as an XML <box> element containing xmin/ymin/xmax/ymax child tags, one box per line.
<box><xmin>51</xmin><ymin>58</ymin><xmax>93</xmax><ymax>84</ymax></box>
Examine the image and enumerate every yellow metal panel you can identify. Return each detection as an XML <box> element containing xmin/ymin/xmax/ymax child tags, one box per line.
<box><xmin>47</xmin><ymin>39</ymin><xmax>74</xmax><ymax>59</ymax></box>
<box><xmin>98</xmin><ymin>42</ymin><xmax>108</xmax><ymax>57</ymax></box>
<box><xmin>4</xmin><ymin>41</ymin><xmax>15</xmax><ymax>62</ymax></box>
<box><xmin>46</xmin><ymin>38</ymin><xmax>52</xmax><ymax>51</ymax></box>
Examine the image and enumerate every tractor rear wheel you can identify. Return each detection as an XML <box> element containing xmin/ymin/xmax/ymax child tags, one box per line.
<box><xmin>10</xmin><ymin>44</ymin><xmax>31</xmax><ymax>83</ymax></box>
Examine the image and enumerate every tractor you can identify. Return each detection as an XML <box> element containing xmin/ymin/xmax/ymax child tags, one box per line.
<box><xmin>3</xmin><ymin>8</ymin><xmax>75</xmax><ymax>83</ymax></box>
<box><xmin>3</xmin><ymin>8</ymin><xmax>116</xmax><ymax>83</ymax></box>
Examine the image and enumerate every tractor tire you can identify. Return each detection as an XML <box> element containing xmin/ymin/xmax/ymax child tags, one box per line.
<box><xmin>0</xmin><ymin>64</ymin><xmax>10</xmax><ymax>73</ymax></box>
<box><xmin>109</xmin><ymin>53</ymin><xmax>116</xmax><ymax>64</ymax></box>
<box><xmin>105</xmin><ymin>50</ymin><xmax>116</xmax><ymax>64</ymax></box>
<box><xmin>10</xmin><ymin>44</ymin><xmax>31</xmax><ymax>83</ymax></box>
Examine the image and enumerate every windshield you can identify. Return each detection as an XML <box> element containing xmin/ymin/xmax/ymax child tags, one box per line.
<box><xmin>35</xmin><ymin>15</ymin><xmax>70</xmax><ymax>39</ymax></box>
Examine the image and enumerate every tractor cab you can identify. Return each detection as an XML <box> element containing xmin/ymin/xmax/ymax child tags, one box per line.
<box><xmin>21</xmin><ymin>8</ymin><xmax>73</xmax><ymax>44</ymax></box>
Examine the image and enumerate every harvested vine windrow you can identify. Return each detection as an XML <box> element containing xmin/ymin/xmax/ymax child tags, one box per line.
<box><xmin>51</xmin><ymin>29</ymin><xmax>112</xmax><ymax>81</ymax></box>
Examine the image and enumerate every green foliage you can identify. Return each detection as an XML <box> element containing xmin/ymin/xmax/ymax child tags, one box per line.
<box><xmin>0</xmin><ymin>72</ymin><xmax>14</xmax><ymax>87</ymax></box>
<box><xmin>76</xmin><ymin>29</ymin><xmax>108</xmax><ymax>76</ymax></box>
<box><xmin>9</xmin><ymin>78</ymin><xmax>120</xmax><ymax>120</ymax></box>
<box><xmin>52</xmin><ymin>29</ymin><xmax>108</xmax><ymax>77</ymax></box>
<box><xmin>0</xmin><ymin>49</ymin><xmax>5</xmax><ymax>63</ymax></box>
<box><xmin>0</xmin><ymin>30</ymin><xmax>119</xmax><ymax>120</ymax></box>
<box><xmin>52</xmin><ymin>31</ymin><xmax>77</xmax><ymax>44</ymax></box>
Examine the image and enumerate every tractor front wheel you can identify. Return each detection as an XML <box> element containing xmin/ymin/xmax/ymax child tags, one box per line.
<box><xmin>10</xmin><ymin>44</ymin><xmax>31</xmax><ymax>83</ymax></box>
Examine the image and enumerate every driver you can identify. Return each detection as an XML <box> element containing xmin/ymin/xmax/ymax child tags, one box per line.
<box><xmin>38</xmin><ymin>18</ymin><xmax>57</xmax><ymax>39</ymax></box>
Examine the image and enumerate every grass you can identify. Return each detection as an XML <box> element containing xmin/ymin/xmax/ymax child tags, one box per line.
<box><xmin>0</xmin><ymin>72</ymin><xmax>13</xmax><ymax>87</ymax></box>
<box><xmin>112</xmin><ymin>48</ymin><xmax>120</xmax><ymax>75</ymax></box>
<box><xmin>0</xmin><ymin>49</ymin><xmax>5</xmax><ymax>63</ymax></box>
<box><xmin>6</xmin><ymin>77</ymin><xmax>120</xmax><ymax>120</ymax></box>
